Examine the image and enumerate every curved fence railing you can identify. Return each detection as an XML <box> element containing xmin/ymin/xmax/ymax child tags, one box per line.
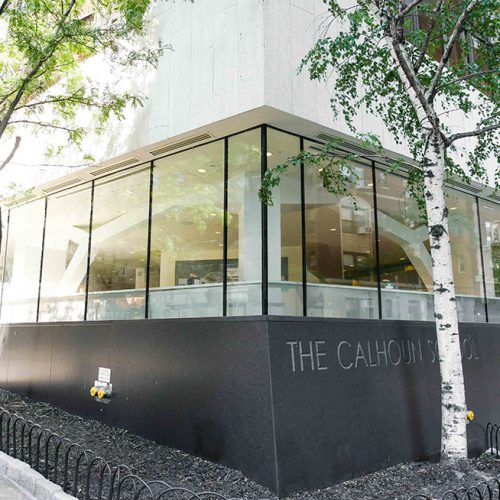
<box><xmin>0</xmin><ymin>407</ymin><xmax>241</xmax><ymax>500</ymax></box>
<box><xmin>409</xmin><ymin>477</ymin><xmax>500</xmax><ymax>500</ymax></box>
<box><xmin>487</xmin><ymin>423</ymin><xmax>500</xmax><ymax>459</ymax></box>
<box><xmin>410</xmin><ymin>421</ymin><xmax>500</xmax><ymax>500</ymax></box>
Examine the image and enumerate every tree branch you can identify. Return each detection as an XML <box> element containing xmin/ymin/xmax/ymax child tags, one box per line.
<box><xmin>395</xmin><ymin>0</ymin><xmax>425</xmax><ymax>21</ymax></box>
<box><xmin>0</xmin><ymin>0</ymin><xmax>78</xmax><ymax>140</ymax></box>
<box><xmin>426</xmin><ymin>0</ymin><xmax>480</xmax><ymax>101</ymax></box>
<box><xmin>414</xmin><ymin>0</ymin><xmax>445</xmax><ymax>72</ymax></box>
<box><xmin>0</xmin><ymin>0</ymin><xmax>9</xmax><ymax>16</ymax></box>
<box><xmin>436</xmin><ymin>69</ymin><xmax>500</xmax><ymax>90</ymax></box>
<box><xmin>446</xmin><ymin>123</ymin><xmax>500</xmax><ymax>145</ymax></box>
<box><xmin>0</xmin><ymin>135</ymin><xmax>21</xmax><ymax>172</ymax></box>
<box><xmin>9</xmin><ymin>119</ymin><xmax>82</xmax><ymax>135</ymax></box>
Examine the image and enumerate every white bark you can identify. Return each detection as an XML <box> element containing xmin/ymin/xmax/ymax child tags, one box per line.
<box><xmin>424</xmin><ymin>133</ymin><xmax>467</xmax><ymax>463</ymax></box>
<box><xmin>366</xmin><ymin>1</ymin><xmax>469</xmax><ymax>464</ymax></box>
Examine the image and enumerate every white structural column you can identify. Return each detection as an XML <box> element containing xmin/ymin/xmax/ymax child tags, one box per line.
<box><xmin>238</xmin><ymin>171</ymin><xmax>262</xmax><ymax>282</ymax></box>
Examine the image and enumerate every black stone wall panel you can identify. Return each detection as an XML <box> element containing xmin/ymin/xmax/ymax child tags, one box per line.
<box><xmin>5</xmin><ymin>324</ymin><xmax>53</xmax><ymax>403</ymax></box>
<box><xmin>0</xmin><ymin>317</ymin><xmax>499</xmax><ymax>497</ymax></box>
<box><xmin>266</xmin><ymin>318</ymin><xmax>498</xmax><ymax>496</ymax></box>
<box><xmin>49</xmin><ymin>322</ymin><xmax>112</xmax><ymax>422</ymax></box>
<box><xmin>108</xmin><ymin>318</ymin><xmax>277</xmax><ymax>492</ymax></box>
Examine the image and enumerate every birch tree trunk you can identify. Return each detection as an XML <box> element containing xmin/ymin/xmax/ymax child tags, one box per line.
<box><xmin>424</xmin><ymin>133</ymin><xmax>468</xmax><ymax>463</ymax></box>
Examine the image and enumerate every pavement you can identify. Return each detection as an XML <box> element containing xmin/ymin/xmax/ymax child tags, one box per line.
<box><xmin>0</xmin><ymin>475</ymin><xmax>33</xmax><ymax>499</ymax></box>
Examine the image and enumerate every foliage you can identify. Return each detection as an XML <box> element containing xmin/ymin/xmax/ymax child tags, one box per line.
<box><xmin>260</xmin><ymin>0</ymin><xmax>499</xmax><ymax>204</ymax></box>
<box><xmin>0</xmin><ymin>0</ymin><xmax>166</xmax><ymax>163</ymax></box>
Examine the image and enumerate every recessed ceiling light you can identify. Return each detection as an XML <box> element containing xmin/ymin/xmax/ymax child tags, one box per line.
<box><xmin>450</xmin><ymin>207</ymin><xmax>457</xmax><ymax>210</ymax></box>
<box><xmin>215</xmin><ymin>231</ymin><xmax>221</xmax><ymax>234</ymax></box>
<box><xmin>198</xmin><ymin>168</ymin><xmax>207</xmax><ymax>173</ymax></box>
<box><xmin>266</xmin><ymin>152</ymin><xmax>273</xmax><ymax>157</ymax></box>
<box><xmin>330</xmin><ymin>228</ymin><xmax>337</xmax><ymax>231</ymax></box>
<box><xmin>211</xmin><ymin>213</ymin><xmax>217</xmax><ymax>216</ymax></box>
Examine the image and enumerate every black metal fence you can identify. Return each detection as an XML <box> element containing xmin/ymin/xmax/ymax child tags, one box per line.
<box><xmin>409</xmin><ymin>422</ymin><xmax>500</xmax><ymax>500</ymax></box>
<box><xmin>487</xmin><ymin>423</ymin><xmax>500</xmax><ymax>459</ymax></box>
<box><xmin>0</xmin><ymin>407</ymin><xmax>239</xmax><ymax>500</ymax></box>
<box><xmin>409</xmin><ymin>478</ymin><xmax>500</xmax><ymax>500</ymax></box>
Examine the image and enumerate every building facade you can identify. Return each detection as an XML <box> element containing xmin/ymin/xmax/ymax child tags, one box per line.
<box><xmin>0</xmin><ymin>0</ymin><xmax>499</xmax><ymax>496</ymax></box>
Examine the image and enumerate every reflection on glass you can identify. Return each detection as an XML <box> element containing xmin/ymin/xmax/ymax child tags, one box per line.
<box><xmin>267</xmin><ymin>129</ymin><xmax>302</xmax><ymax>315</ymax></box>
<box><xmin>0</xmin><ymin>211</ymin><xmax>7</xmax><ymax>307</ymax></box>
<box><xmin>1</xmin><ymin>199</ymin><xmax>45</xmax><ymax>323</ymax></box>
<box><xmin>304</xmin><ymin>141</ymin><xmax>378</xmax><ymax>318</ymax></box>
<box><xmin>447</xmin><ymin>189</ymin><xmax>485</xmax><ymax>322</ymax></box>
<box><xmin>87</xmin><ymin>167</ymin><xmax>150</xmax><ymax>320</ymax></box>
<box><xmin>479</xmin><ymin>199</ymin><xmax>500</xmax><ymax>322</ymax></box>
<box><xmin>39</xmin><ymin>187</ymin><xmax>91</xmax><ymax>321</ymax></box>
<box><xmin>227</xmin><ymin>129</ymin><xmax>262</xmax><ymax>315</ymax></box>
<box><xmin>148</xmin><ymin>141</ymin><xmax>224</xmax><ymax>318</ymax></box>
<box><xmin>376</xmin><ymin>170</ymin><xmax>433</xmax><ymax>320</ymax></box>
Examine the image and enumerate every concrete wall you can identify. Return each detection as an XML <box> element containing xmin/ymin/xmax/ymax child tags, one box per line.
<box><xmin>0</xmin><ymin>0</ymin><xmax>495</xmax><ymax>194</ymax></box>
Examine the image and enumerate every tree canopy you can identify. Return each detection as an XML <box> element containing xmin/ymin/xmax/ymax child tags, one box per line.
<box><xmin>0</xmin><ymin>0</ymin><xmax>164</xmax><ymax>169</ymax></box>
<box><xmin>261</xmin><ymin>0</ymin><xmax>499</xmax><ymax>204</ymax></box>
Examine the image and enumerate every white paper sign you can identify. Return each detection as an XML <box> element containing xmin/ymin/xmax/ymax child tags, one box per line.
<box><xmin>98</xmin><ymin>367</ymin><xmax>111</xmax><ymax>383</ymax></box>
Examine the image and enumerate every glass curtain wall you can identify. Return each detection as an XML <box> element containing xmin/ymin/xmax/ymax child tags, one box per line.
<box><xmin>87</xmin><ymin>167</ymin><xmax>150</xmax><ymax>320</ymax></box>
<box><xmin>0</xmin><ymin>210</ymin><xmax>8</xmax><ymax>310</ymax></box>
<box><xmin>267</xmin><ymin>129</ymin><xmax>302</xmax><ymax>316</ymax></box>
<box><xmin>39</xmin><ymin>186</ymin><xmax>91</xmax><ymax>321</ymax></box>
<box><xmin>0</xmin><ymin>199</ymin><xmax>45</xmax><ymax>323</ymax></box>
<box><xmin>148</xmin><ymin>141</ymin><xmax>224</xmax><ymax>318</ymax></box>
<box><xmin>445</xmin><ymin>188</ymin><xmax>485</xmax><ymax>322</ymax></box>
<box><xmin>479</xmin><ymin>199</ymin><xmax>500</xmax><ymax>322</ymax></box>
<box><xmin>304</xmin><ymin>141</ymin><xmax>379</xmax><ymax>319</ymax></box>
<box><xmin>375</xmin><ymin>170</ymin><xmax>434</xmax><ymax>321</ymax></box>
<box><xmin>227</xmin><ymin>129</ymin><xmax>262</xmax><ymax>316</ymax></box>
<box><xmin>0</xmin><ymin>125</ymin><xmax>499</xmax><ymax>324</ymax></box>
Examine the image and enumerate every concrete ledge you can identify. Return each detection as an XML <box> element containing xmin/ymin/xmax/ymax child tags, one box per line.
<box><xmin>0</xmin><ymin>451</ymin><xmax>75</xmax><ymax>499</ymax></box>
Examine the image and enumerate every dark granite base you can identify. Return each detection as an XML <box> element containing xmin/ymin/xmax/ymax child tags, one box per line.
<box><xmin>0</xmin><ymin>317</ymin><xmax>498</xmax><ymax>496</ymax></box>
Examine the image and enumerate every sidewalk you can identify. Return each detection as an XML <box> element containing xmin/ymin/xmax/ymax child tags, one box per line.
<box><xmin>0</xmin><ymin>475</ymin><xmax>33</xmax><ymax>499</ymax></box>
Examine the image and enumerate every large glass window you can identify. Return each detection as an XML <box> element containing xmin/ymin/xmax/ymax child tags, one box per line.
<box><xmin>1</xmin><ymin>127</ymin><xmax>499</xmax><ymax>325</ymax></box>
<box><xmin>0</xmin><ymin>210</ymin><xmax>8</xmax><ymax>308</ymax></box>
<box><xmin>227</xmin><ymin>130</ymin><xmax>262</xmax><ymax>315</ymax></box>
<box><xmin>479</xmin><ymin>199</ymin><xmax>500</xmax><ymax>322</ymax></box>
<box><xmin>148</xmin><ymin>141</ymin><xmax>224</xmax><ymax>318</ymax></box>
<box><xmin>87</xmin><ymin>167</ymin><xmax>150</xmax><ymax>320</ymax></box>
<box><xmin>267</xmin><ymin>129</ymin><xmax>302</xmax><ymax>316</ymax></box>
<box><xmin>447</xmin><ymin>189</ymin><xmax>485</xmax><ymax>322</ymax></box>
<box><xmin>0</xmin><ymin>199</ymin><xmax>45</xmax><ymax>323</ymax></box>
<box><xmin>304</xmin><ymin>142</ymin><xmax>378</xmax><ymax>318</ymax></box>
<box><xmin>39</xmin><ymin>187</ymin><xmax>91</xmax><ymax>322</ymax></box>
<box><xmin>376</xmin><ymin>170</ymin><xmax>433</xmax><ymax>321</ymax></box>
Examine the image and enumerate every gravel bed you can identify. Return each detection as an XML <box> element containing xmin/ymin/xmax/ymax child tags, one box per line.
<box><xmin>0</xmin><ymin>389</ymin><xmax>498</xmax><ymax>499</ymax></box>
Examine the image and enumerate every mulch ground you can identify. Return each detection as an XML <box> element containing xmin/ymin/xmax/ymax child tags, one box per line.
<box><xmin>0</xmin><ymin>389</ymin><xmax>498</xmax><ymax>499</ymax></box>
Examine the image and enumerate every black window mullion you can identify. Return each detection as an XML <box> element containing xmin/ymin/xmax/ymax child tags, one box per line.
<box><xmin>223</xmin><ymin>138</ymin><xmax>229</xmax><ymax>316</ymax></box>
<box><xmin>84</xmin><ymin>181</ymin><xmax>95</xmax><ymax>321</ymax></box>
<box><xmin>475</xmin><ymin>196</ymin><xmax>489</xmax><ymax>322</ymax></box>
<box><xmin>300</xmin><ymin>137</ymin><xmax>307</xmax><ymax>317</ymax></box>
<box><xmin>261</xmin><ymin>125</ymin><xmax>268</xmax><ymax>315</ymax></box>
<box><xmin>371</xmin><ymin>161</ymin><xmax>383</xmax><ymax>320</ymax></box>
<box><xmin>145</xmin><ymin>162</ymin><xmax>154</xmax><ymax>319</ymax></box>
<box><xmin>36</xmin><ymin>197</ymin><xmax>48</xmax><ymax>322</ymax></box>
